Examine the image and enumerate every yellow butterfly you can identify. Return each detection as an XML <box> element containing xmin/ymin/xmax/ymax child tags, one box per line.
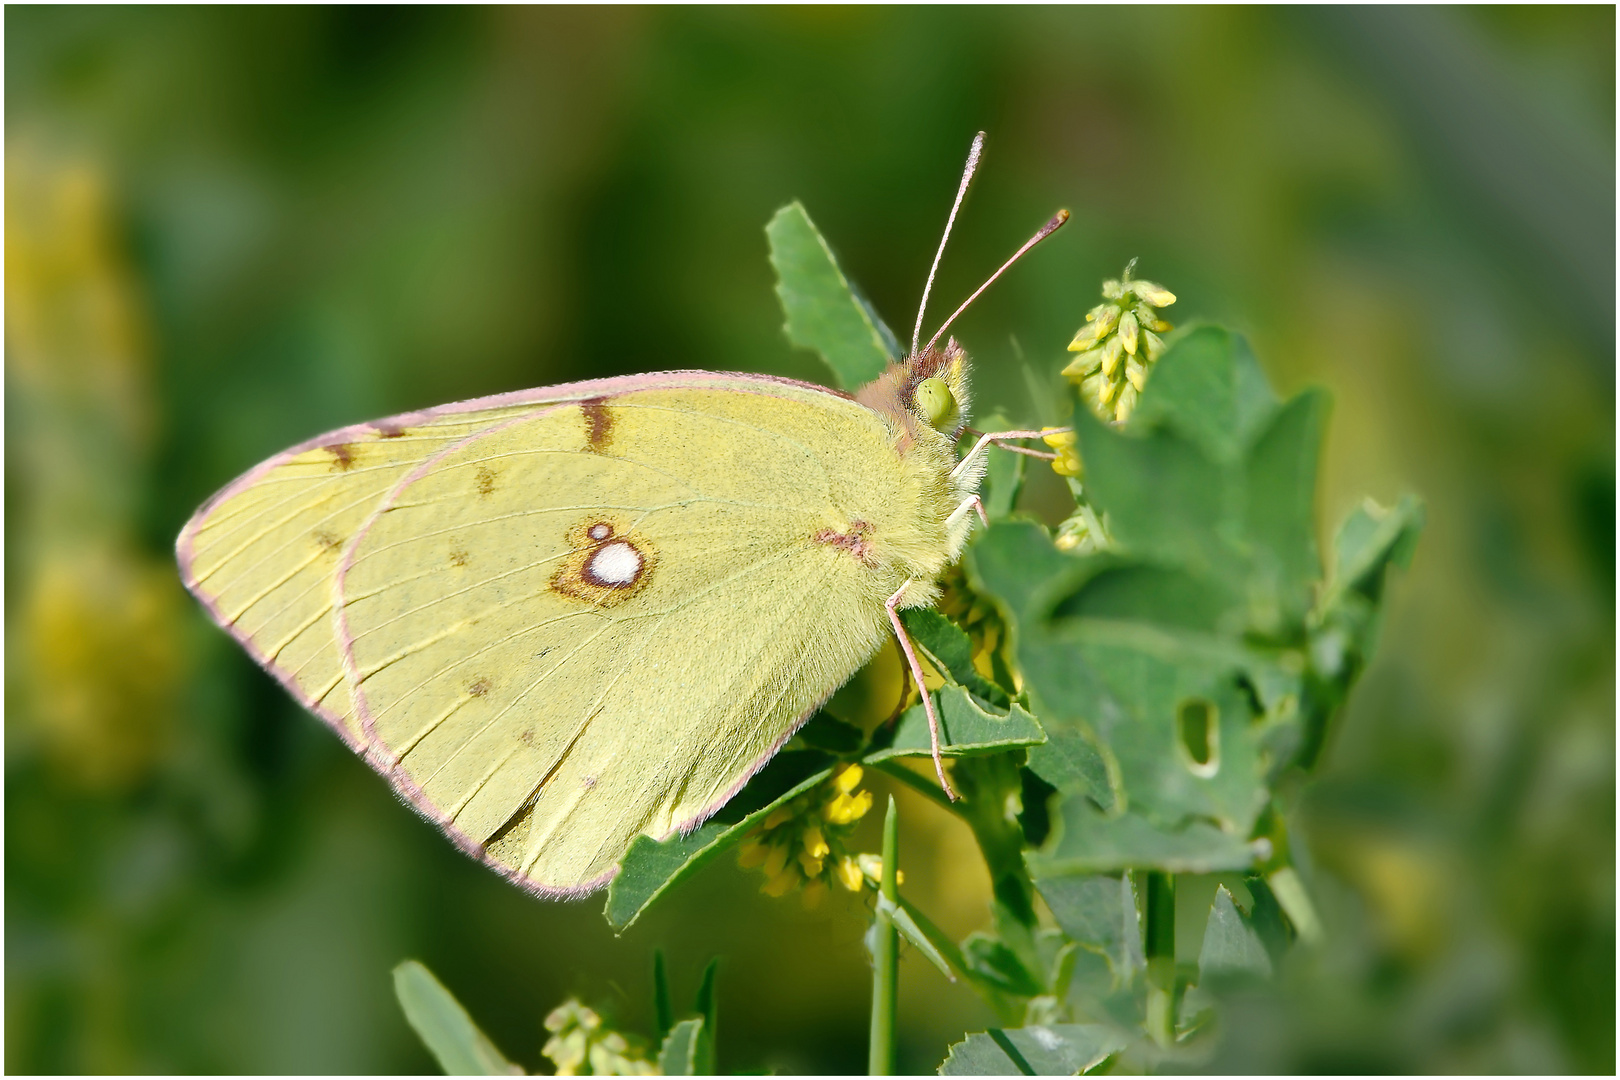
<box><xmin>176</xmin><ymin>134</ymin><xmax>1067</xmax><ymax>897</ymax></box>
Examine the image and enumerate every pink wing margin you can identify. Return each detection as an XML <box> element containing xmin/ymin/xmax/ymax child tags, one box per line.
<box><xmin>175</xmin><ymin>368</ymin><xmax>857</xmax><ymax>899</ymax></box>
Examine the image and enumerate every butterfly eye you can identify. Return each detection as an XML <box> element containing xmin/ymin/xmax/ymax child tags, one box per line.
<box><xmin>914</xmin><ymin>377</ymin><xmax>960</xmax><ymax>431</ymax></box>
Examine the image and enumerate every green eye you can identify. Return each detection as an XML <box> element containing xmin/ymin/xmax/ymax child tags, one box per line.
<box><xmin>914</xmin><ymin>377</ymin><xmax>960</xmax><ymax>430</ymax></box>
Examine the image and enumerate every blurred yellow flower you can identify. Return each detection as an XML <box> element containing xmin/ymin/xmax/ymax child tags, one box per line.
<box><xmin>542</xmin><ymin>999</ymin><xmax>657</xmax><ymax>1076</ymax></box>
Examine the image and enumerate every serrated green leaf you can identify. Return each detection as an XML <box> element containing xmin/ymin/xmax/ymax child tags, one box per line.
<box><xmin>604</xmin><ymin>754</ymin><xmax>834</xmax><ymax>930</ymax></box>
<box><xmin>1026</xmin><ymin>730</ymin><xmax>1116</xmax><ymax>813</ymax></box>
<box><xmin>1032</xmin><ymin>874</ymin><xmax>1137</xmax><ymax>978</ymax></box>
<box><xmin>657</xmin><ymin>1017</ymin><xmax>708</xmax><ymax>1076</ymax></box>
<box><xmin>392</xmin><ymin>960</ymin><xmax>520</xmax><ymax>1076</ymax></box>
<box><xmin>902</xmin><ymin>607</ymin><xmax>1011</xmax><ymax>706</ymax></box>
<box><xmin>1197</xmin><ymin>886</ymin><xmax>1272</xmax><ymax>980</ymax></box>
<box><xmin>939</xmin><ymin>1023</ymin><xmax>1125</xmax><ymax>1076</ymax></box>
<box><xmin>767</xmin><ymin>201</ymin><xmax>895</xmax><ymax>389</ymax></box>
<box><xmin>1026</xmin><ymin>800</ymin><xmax>1255</xmax><ymax>877</ymax></box>
<box><xmin>866</xmin><ymin>685</ymin><xmax>1044</xmax><ymax>763</ymax></box>
<box><xmin>1127</xmin><ymin>325</ymin><xmax>1277</xmax><ymax>462</ymax></box>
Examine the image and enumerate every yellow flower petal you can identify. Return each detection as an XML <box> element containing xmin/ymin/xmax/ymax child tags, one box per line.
<box><xmin>1118</xmin><ymin>311</ymin><xmax>1139</xmax><ymax>356</ymax></box>
<box><xmin>837</xmin><ymin>856</ymin><xmax>864</xmax><ymax>891</ymax></box>
<box><xmin>1131</xmin><ymin>280</ymin><xmax>1176</xmax><ymax>307</ymax></box>
<box><xmin>762</xmin><ymin>865</ymin><xmax>800</xmax><ymax>897</ymax></box>
<box><xmin>835</xmin><ymin>763</ymin><xmax>864</xmax><ymax>793</ymax></box>
<box><xmin>763</xmin><ymin>804</ymin><xmax>794</xmax><ymax>830</ymax></box>
<box><xmin>802</xmin><ymin>824</ymin><xmax>829</xmax><ymax>859</ymax></box>
<box><xmin>737</xmin><ymin>838</ymin><xmax>769</xmax><ymax>869</ymax></box>
<box><xmin>762</xmin><ymin>842</ymin><xmax>790</xmax><ymax>879</ymax></box>
<box><xmin>802</xmin><ymin>878</ymin><xmax>827</xmax><ymax>910</ymax></box>
<box><xmin>1126</xmin><ymin>358</ymin><xmax>1147</xmax><ymax>392</ymax></box>
<box><xmin>1101</xmin><ymin>337</ymin><xmax>1125</xmax><ymax>379</ymax></box>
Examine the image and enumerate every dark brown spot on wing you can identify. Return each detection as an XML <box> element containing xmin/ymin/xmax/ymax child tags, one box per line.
<box><xmin>312</xmin><ymin>529</ymin><xmax>342</xmax><ymax>554</ymax></box>
<box><xmin>325</xmin><ymin>443</ymin><xmax>355</xmax><ymax>470</ymax></box>
<box><xmin>580</xmin><ymin>396</ymin><xmax>614</xmax><ymax>453</ymax></box>
<box><xmin>468</xmin><ymin>677</ymin><xmax>491</xmax><ymax>697</ymax></box>
<box><xmin>475</xmin><ymin>466</ymin><xmax>496</xmax><ymax>495</ymax></box>
<box><xmin>449</xmin><ymin>548</ymin><xmax>469</xmax><ymax>568</ymax></box>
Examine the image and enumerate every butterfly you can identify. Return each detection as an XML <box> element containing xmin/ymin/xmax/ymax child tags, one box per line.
<box><xmin>176</xmin><ymin>133</ymin><xmax>1068</xmax><ymax>897</ymax></box>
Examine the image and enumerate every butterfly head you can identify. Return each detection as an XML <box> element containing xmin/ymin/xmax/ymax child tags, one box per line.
<box><xmin>905</xmin><ymin>340</ymin><xmax>970</xmax><ymax>435</ymax></box>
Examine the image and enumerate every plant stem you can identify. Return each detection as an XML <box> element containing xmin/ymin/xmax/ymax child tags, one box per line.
<box><xmin>868</xmin><ymin>796</ymin><xmax>900</xmax><ymax>1076</ymax></box>
<box><xmin>1142</xmin><ymin>871</ymin><xmax>1177</xmax><ymax>1049</ymax></box>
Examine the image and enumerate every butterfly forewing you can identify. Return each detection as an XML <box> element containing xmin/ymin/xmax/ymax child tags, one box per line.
<box><xmin>180</xmin><ymin>372</ymin><xmax>961</xmax><ymax>895</ymax></box>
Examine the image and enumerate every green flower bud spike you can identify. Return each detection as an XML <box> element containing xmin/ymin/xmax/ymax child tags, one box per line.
<box><xmin>1062</xmin><ymin>258</ymin><xmax>1176</xmax><ymax>424</ymax></box>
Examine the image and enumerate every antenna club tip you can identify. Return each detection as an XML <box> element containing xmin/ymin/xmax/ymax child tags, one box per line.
<box><xmin>1056</xmin><ymin>208</ymin><xmax>1071</xmax><ymax>221</ymax></box>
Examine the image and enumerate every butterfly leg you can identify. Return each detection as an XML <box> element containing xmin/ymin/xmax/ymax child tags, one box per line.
<box><xmin>952</xmin><ymin>427</ymin><xmax>1068</xmax><ymax>481</ymax></box>
<box><xmin>886</xmin><ymin>581</ymin><xmax>959</xmax><ymax>801</ymax></box>
<box><xmin>944</xmin><ymin>494</ymin><xmax>990</xmax><ymax>531</ymax></box>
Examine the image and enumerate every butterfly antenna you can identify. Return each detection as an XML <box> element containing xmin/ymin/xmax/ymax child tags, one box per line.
<box><xmin>924</xmin><ymin>208</ymin><xmax>1070</xmax><ymax>355</ymax></box>
<box><xmin>911</xmin><ymin>131</ymin><xmax>986</xmax><ymax>357</ymax></box>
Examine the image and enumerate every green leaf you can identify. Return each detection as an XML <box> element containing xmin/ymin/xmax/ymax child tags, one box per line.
<box><xmin>1026</xmin><ymin>800</ymin><xmax>1256</xmax><ymax>877</ymax></box>
<box><xmin>896</xmin><ymin>894</ymin><xmax>969</xmax><ymax>980</ymax></box>
<box><xmin>866</xmin><ymin>685</ymin><xmax>1045</xmax><ymax>763</ymax></box>
<box><xmin>693</xmin><ymin>957</ymin><xmax>719</xmax><ymax>1065</ymax></box>
<box><xmin>652</xmin><ymin>951</ymin><xmax>673</xmax><ymax>1043</ymax></box>
<box><xmin>392</xmin><ymin>960</ymin><xmax>520</xmax><ymax>1076</ymax></box>
<box><xmin>1322</xmin><ymin>494</ymin><xmax>1426</xmax><ymax>610</ymax></box>
<box><xmin>1242</xmin><ymin>388</ymin><xmax>1329</xmax><ymax>632</ymax></box>
<box><xmin>962</xmin><ymin>933</ymin><xmax>1046</xmax><ymax>998</ymax></box>
<box><xmin>884</xmin><ymin>895</ymin><xmax>955</xmax><ymax>980</ymax></box>
<box><xmin>1026</xmin><ymin>730</ymin><xmax>1117</xmax><ymax>813</ymax></box>
<box><xmin>657</xmin><ymin>1018</ymin><xmax>709</xmax><ymax>1077</ymax></box>
<box><xmin>794</xmin><ymin>710</ymin><xmax>866</xmax><ymax>754</ymax></box>
<box><xmin>1032</xmin><ymin>874</ymin><xmax>1140</xmax><ymax>978</ymax></box>
<box><xmin>767</xmin><ymin>201</ymin><xmax>896</xmax><ymax>389</ymax></box>
<box><xmin>1127</xmin><ymin>325</ymin><xmax>1277</xmax><ymax>462</ymax></box>
<box><xmin>902</xmin><ymin>607</ymin><xmax>1011</xmax><ymax>706</ymax></box>
<box><xmin>939</xmin><ymin>1024</ymin><xmax>1126</xmax><ymax>1076</ymax></box>
<box><xmin>604</xmin><ymin>755</ymin><xmax>834</xmax><ymax>930</ymax></box>
<box><xmin>1073</xmin><ymin>397</ymin><xmax>1239</xmax><ymax>585</ymax></box>
<box><xmin>1197</xmin><ymin>886</ymin><xmax>1272</xmax><ymax>980</ymax></box>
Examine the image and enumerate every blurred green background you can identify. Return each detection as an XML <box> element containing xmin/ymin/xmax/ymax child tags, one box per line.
<box><xmin>6</xmin><ymin>7</ymin><xmax>1613</xmax><ymax>1074</ymax></box>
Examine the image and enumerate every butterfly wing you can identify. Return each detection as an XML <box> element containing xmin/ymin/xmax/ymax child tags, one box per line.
<box><xmin>180</xmin><ymin>372</ymin><xmax>937</xmax><ymax>895</ymax></box>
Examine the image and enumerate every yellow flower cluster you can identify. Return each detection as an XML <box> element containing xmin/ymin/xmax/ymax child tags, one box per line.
<box><xmin>541</xmin><ymin>999</ymin><xmax>658</xmax><ymax>1076</ymax></box>
<box><xmin>737</xmin><ymin>764</ymin><xmax>897</xmax><ymax>906</ymax></box>
<box><xmin>1063</xmin><ymin>261</ymin><xmax>1176</xmax><ymax>423</ymax></box>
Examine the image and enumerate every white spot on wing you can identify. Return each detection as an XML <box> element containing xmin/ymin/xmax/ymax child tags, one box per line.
<box><xmin>588</xmin><ymin>524</ymin><xmax>611</xmax><ymax>540</ymax></box>
<box><xmin>588</xmin><ymin>541</ymin><xmax>642</xmax><ymax>585</ymax></box>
